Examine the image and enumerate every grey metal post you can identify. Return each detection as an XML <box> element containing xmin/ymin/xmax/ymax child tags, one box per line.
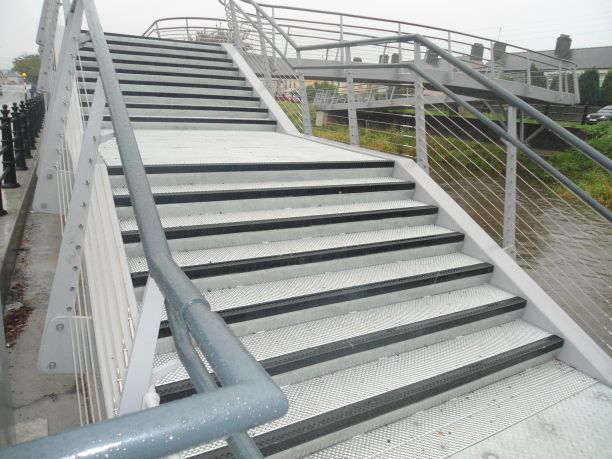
<box><xmin>558</xmin><ymin>63</ymin><xmax>563</xmax><ymax>96</ymax></box>
<box><xmin>345</xmin><ymin>47</ymin><xmax>359</xmax><ymax>146</ymax></box>
<box><xmin>489</xmin><ymin>40</ymin><xmax>495</xmax><ymax>76</ymax></box>
<box><xmin>229</xmin><ymin>1</ymin><xmax>242</xmax><ymax>50</ymax></box>
<box><xmin>526</xmin><ymin>51</ymin><xmax>532</xmax><ymax>87</ymax></box>
<box><xmin>447</xmin><ymin>31</ymin><xmax>453</xmax><ymax>81</ymax></box>
<box><xmin>296</xmin><ymin>50</ymin><xmax>313</xmax><ymax>135</ymax></box>
<box><xmin>256</xmin><ymin>10</ymin><xmax>274</xmax><ymax>93</ymax></box>
<box><xmin>503</xmin><ymin>106</ymin><xmax>518</xmax><ymax>259</ymax></box>
<box><xmin>33</xmin><ymin>0</ymin><xmax>84</xmax><ymax>214</ymax></box>
<box><xmin>414</xmin><ymin>43</ymin><xmax>429</xmax><ymax>173</ymax></box>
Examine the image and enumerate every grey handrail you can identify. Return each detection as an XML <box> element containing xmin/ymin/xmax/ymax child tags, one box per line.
<box><xmin>295</xmin><ymin>33</ymin><xmax>612</xmax><ymax>174</ymax></box>
<box><xmin>3</xmin><ymin>0</ymin><xmax>287</xmax><ymax>457</ymax></box>
<box><xmin>244</xmin><ymin>1</ymin><xmax>578</xmax><ymax>67</ymax></box>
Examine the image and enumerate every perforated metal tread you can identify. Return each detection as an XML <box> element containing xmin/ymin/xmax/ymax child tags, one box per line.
<box><xmin>113</xmin><ymin>177</ymin><xmax>407</xmax><ymax>198</ymax></box>
<box><xmin>129</xmin><ymin>225</ymin><xmax>461</xmax><ymax>286</ymax></box>
<box><xmin>181</xmin><ymin>320</ymin><xmax>561</xmax><ymax>458</ymax></box>
<box><xmin>310</xmin><ymin>360</ymin><xmax>595</xmax><ymax>458</ymax></box>
<box><xmin>116</xmin><ymin>179</ymin><xmax>412</xmax><ymax>206</ymax></box>
<box><xmin>119</xmin><ymin>199</ymin><xmax>437</xmax><ymax>243</ymax></box>
<box><xmin>154</xmin><ymin>285</ymin><xmax>525</xmax><ymax>398</ymax></box>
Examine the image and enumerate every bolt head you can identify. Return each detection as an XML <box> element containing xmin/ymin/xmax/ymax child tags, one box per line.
<box><xmin>48</xmin><ymin>362</ymin><xmax>56</xmax><ymax>369</ymax></box>
<box><xmin>56</xmin><ymin>323</ymin><xmax>64</xmax><ymax>332</ymax></box>
<box><xmin>41</xmin><ymin>202</ymin><xmax>47</xmax><ymax>209</ymax></box>
<box><xmin>46</xmin><ymin>173</ymin><xmax>53</xmax><ymax>179</ymax></box>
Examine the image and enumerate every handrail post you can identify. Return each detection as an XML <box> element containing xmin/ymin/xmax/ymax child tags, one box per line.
<box><xmin>397</xmin><ymin>22</ymin><xmax>402</xmax><ymax>63</ymax></box>
<box><xmin>1</xmin><ymin>105</ymin><xmax>19</xmax><ymax>189</ymax></box>
<box><xmin>503</xmin><ymin>106</ymin><xmax>518</xmax><ymax>259</ymax></box>
<box><xmin>447</xmin><ymin>31</ymin><xmax>453</xmax><ymax>81</ymax></box>
<box><xmin>558</xmin><ymin>63</ymin><xmax>563</xmax><ymax>96</ymax></box>
<box><xmin>229</xmin><ymin>0</ymin><xmax>243</xmax><ymax>49</ymax></box>
<box><xmin>296</xmin><ymin>50</ymin><xmax>313</xmax><ymax>135</ymax></box>
<box><xmin>573</xmin><ymin>64</ymin><xmax>580</xmax><ymax>101</ymax></box>
<box><xmin>489</xmin><ymin>40</ymin><xmax>495</xmax><ymax>77</ymax></box>
<box><xmin>256</xmin><ymin>9</ymin><xmax>274</xmax><ymax>93</ymax></box>
<box><xmin>414</xmin><ymin>42</ymin><xmax>429</xmax><ymax>173</ymax></box>
<box><xmin>345</xmin><ymin>47</ymin><xmax>359</xmax><ymax>146</ymax></box>
<box><xmin>526</xmin><ymin>51</ymin><xmax>532</xmax><ymax>87</ymax></box>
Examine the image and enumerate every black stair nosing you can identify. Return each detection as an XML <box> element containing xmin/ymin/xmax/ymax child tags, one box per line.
<box><xmin>198</xmin><ymin>335</ymin><xmax>563</xmax><ymax>458</ymax></box>
<box><xmin>79</xmin><ymin>88</ymin><xmax>259</xmax><ymax>101</ymax></box>
<box><xmin>79</xmin><ymin>66</ymin><xmax>243</xmax><ymax>80</ymax></box>
<box><xmin>156</xmin><ymin>295</ymin><xmax>528</xmax><ymax>402</ymax></box>
<box><xmin>102</xmin><ymin>39</ymin><xmax>227</xmax><ymax>55</ymax></box>
<box><xmin>217</xmin><ymin>262</ymin><xmax>495</xmax><ymax>324</ymax></box>
<box><xmin>81</xmin><ymin>76</ymin><xmax>248</xmax><ymax>91</ymax></box>
<box><xmin>114</xmin><ymin>182</ymin><xmax>415</xmax><ymax>207</ymax></box>
<box><xmin>107</xmin><ymin>160</ymin><xmax>395</xmax><ymax>176</ymax></box>
<box><xmin>82</xmin><ymin>102</ymin><xmax>267</xmax><ymax>113</ymax></box>
<box><xmin>157</xmin><ymin>262</ymin><xmax>494</xmax><ymax>337</ymax></box>
<box><xmin>95</xmin><ymin>115</ymin><xmax>275</xmax><ymax>125</ymax></box>
<box><xmin>121</xmin><ymin>205</ymin><xmax>439</xmax><ymax>244</ymax></box>
<box><xmin>100</xmin><ymin>31</ymin><xmax>224</xmax><ymax>47</ymax></box>
<box><xmin>78</xmin><ymin>56</ymin><xmax>236</xmax><ymax>72</ymax></box>
<box><xmin>79</xmin><ymin>47</ymin><xmax>232</xmax><ymax>63</ymax></box>
<box><xmin>130</xmin><ymin>231</ymin><xmax>464</xmax><ymax>287</ymax></box>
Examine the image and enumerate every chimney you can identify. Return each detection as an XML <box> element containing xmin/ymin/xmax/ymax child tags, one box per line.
<box><xmin>554</xmin><ymin>34</ymin><xmax>572</xmax><ymax>59</ymax></box>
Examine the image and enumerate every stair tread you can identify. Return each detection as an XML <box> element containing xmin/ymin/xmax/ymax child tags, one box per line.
<box><xmin>199</xmin><ymin>252</ymin><xmax>488</xmax><ymax>314</ymax></box>
<box><xmin>183</xmin><ymin>320</ymin><xmax>558</xmax><ymax>456</ymax></box>
<box><xmin>311</xmin><ymin>361</ymin><xmax>594</xmax><ymax>458</ymax></box>
<box><xmin>154</xmin><ymin>284</ymin><xmax>522</xmax><ymax>387</ymax></box>
<box><xmin>128</xmin><ymin>224</ymin><xmax>454</xmax><ymax>274</ymax></box>
<box><xmin>113</xmin><ymin>177</ymin><xmax>408</xmax><ymax>197</ymax></box>
<box><xmin>119</xmin><ymin>199</ymin><xmax>432</xmax><ymax>233</ymax></box>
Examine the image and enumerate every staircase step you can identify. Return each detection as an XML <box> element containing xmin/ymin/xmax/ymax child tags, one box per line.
<box><xmin>98</xmin><ymin>116</ymin><xmax>275</xmax><ymax>128</ymax></box>
<box><xmin>88</xmin><ymin>40</ymin><xmax>227</xmax><ymax>56</ymax></box>
<box><xmin>155</xmin><ymin>285</ymin><xmax>526</xmax><ymax>400</ymax></box>
<box><xmin>80</xmin><ymin>45</ymin><xmax>230</xmax><ymax>61</ymax></box>
<box><xmin>183</xmin><ymin>321</ymin><xmax>562</xmax><ymax>458</ymax></box>
<box><xmin>99</xmin><ymin>31</ymin><xmax>225</xmax><ymax>52</ymax></box>
<box><xmin>113</xmin><ymin>177</ymin><xmax>413</xmax><ymax>206</ymax></box>
<box><xmin>182</xmin><ymin>253</ymin><xmax>493</xmax><ymax>326</ymax></box>
<box><xmin>128</xmin><ymin>224</ymin><xmax>462</xmax><ymax>285</ymax></box>
<box><xmin>80</xmin><ymin>80</ymin><xmax>253</xmax><ymax>97</ymax></box>
<box><xmin>107</xmin><ymin>160</ymin><xmax>395</xmax><ymax>176</ymax></box>
<box><xmin>79</xmin><ymin>70</ymin><xmax>246</xmax><ymax>87</ymax></box>
<box><xmin>83</xmin><ymin>104</ymin><xmax>270</xmax><ymax>120</ymax></box>
<box><xmin>119</xmin><ymin>200</ymin><xmax>438</xmax><ymax>243</ymax></box>
<box><xmin>78</xmin><ymin>59</ymin><xmax>240</xmax><ymax>76</ymax></box>
<box><xmin>311</xmin><ymin>361</ymin><xmax>595</xmax><ymax>458</ymax></box>
<box><xmin>85</xmin><ymin>94</ymin><xmax>261</xmax><ymax>107</ymax></box>
<box><xmin>77</xmin><ymin>51</ymin><xmax>236</xmax><ymax>68</ymax></box>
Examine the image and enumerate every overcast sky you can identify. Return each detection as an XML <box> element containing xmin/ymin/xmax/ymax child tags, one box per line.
<box><xmin>2</xmin><ymin>0</ymin><xmax>611</xmax><ymax>69</ymax></box>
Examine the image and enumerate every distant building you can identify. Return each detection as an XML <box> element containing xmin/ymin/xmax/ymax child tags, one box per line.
<box><xmin>3</xmin><ymin>72</ymin><xmax>21</xmax><ymax>85</ymax></box>
<box><xmin>503</xmin><ymin>35</ymin><xmax>612</xmax><ymax>84</ymax></box>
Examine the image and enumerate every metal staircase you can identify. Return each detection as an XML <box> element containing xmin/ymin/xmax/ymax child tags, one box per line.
<box><xmin>78</xmin><ymin>33</ymin><xmax>277</xmax><ymax>130</ymax></box>
<box><xmin>4</xmin><ymin>0</ymin><xmax>611</xmax><ymax>457</ymax></box>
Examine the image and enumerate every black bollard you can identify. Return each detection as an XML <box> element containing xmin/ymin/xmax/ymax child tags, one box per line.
<box><xmin>20</xmin><ymin>101</ymin><xmax>32</xmax><ymax>159</ymax></box>
<box><xmin>1</xmin><ymin>105</ymin><xmax>19</xmax><ymax>189</ymax></box>
<box><xmin>12</xmin><ymin>104</ymin><xmax>27</xmax><ymax>171</ymax></box>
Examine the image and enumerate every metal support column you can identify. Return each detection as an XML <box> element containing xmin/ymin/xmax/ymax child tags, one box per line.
<box><xmin>37</xmin><ymin>0</ymin><xmax>61</xmax><ymax>105</ymax></box>
<box><xmin>296</xmin><ymin>50</ymin><xmax>313</xmax><ymax>135</ymax></box>
<box><xmin>229</xmin><ymin>1</ymin><xmax>242</xmax><ymax>50</ymax></box>
<box><xmin>414</xmin><ymin>43</ymin><xmax>429</xmax><ymax>173</ymax></box>
<box><xmin>33</xmin><ymin>0</ymin><xmax>84</xmax><ymax>214</ymax></box>
<box><xmin>38</xmin><ymin>79</ymin><xmax>106</xmax><ymax>373</ymax></box>
<box><xmin>503</xmin><ymin>106</ymin><xmax>518</xmax><ymax>259</ymax></box>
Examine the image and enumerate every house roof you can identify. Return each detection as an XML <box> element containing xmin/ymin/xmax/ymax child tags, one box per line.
<box><xmin>502</xmin><ymin>46</ymin><xmax>612</xmax><ymax>71</ymax></box>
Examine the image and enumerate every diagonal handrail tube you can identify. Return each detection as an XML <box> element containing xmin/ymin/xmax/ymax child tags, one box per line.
<box><xmin>296</xmin><ymin>61</ymin><xmax>612</xmax><ymax>223</ymax></box>
<box><xmin>4</xmin><ymin>0</ymin><xmax>287</xmax><ymax>456</ymax></box>
<box><xmin>294</xmin><ymin>33</ymin><xmax>612</xmax><ymax>173</ymax></box>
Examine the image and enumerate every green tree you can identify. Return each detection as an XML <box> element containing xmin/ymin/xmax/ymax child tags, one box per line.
<box><xmin>306</xmin><ymin>81</ymin><xmax>337</xmax><ymax>90</ymax></box>
<box><xmin>549</xmin><ymin>72</ymin><xmax>574</xmax><ymax>93</ymax></box>
<box><xmin>578</xmin><ymin>68</ymin><xmax>601</xmax><ymax>105</ymax></box>
<box><xmin>600</xmin><ymin>70</ymin><xmax>612</xmax><ymax>105</ymax></box>
<box><xmin>529</xmin><ymin>63</ymin><xmax>546</xmax><ymax>88</ymax></box>
<box><xmin>12</xmin><ymin>53</ymin><xmax>41</xmax><ymax>84</ymax></box>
